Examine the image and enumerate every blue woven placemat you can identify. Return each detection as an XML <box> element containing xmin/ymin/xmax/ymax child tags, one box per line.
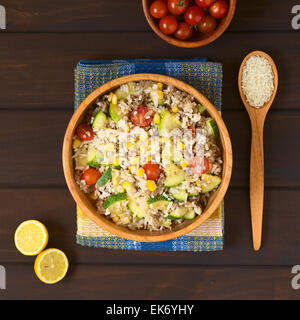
<box><xmin>75</xmin><ymin>58</ymin><xmax>224</xmax><ymax>251</ymax></box>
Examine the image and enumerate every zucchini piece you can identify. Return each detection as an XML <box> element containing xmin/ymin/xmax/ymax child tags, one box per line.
<box><xmin>169</xmin><ymin>188</ymin><xmax>188</xmax><ymax>202</ymax></box>
<box><xmin>147</xmin><ymin>196</ymin><xmax>172</xmax><ymax>211</ymax></box>
<box><xmin>201</xmin><ymin>174</ymin><xmax>222</xmax><ymax>193</ymax></box>
<box><xmin>115</xmin><ymin>88</ymin><xmax>128</xmax><ymax>100</ymax></box>
<box><xmin>102</xmin><ymin>193</ymin><xmax>127</xmax><ymax>210</ymax></box>
<box><xmin>158</xmin><ymin>110</ymin><xmax>181</xmax><ymax>135</ymax></box>
<box><xmin>164</xmin><ymin>163</ymin><xmax>186</xmax><ymax>188</ymax></box>
<box><xmin>184</xmin><ymin>209</ymin><xmax>196</xmax><ymax>220</ymax></box>
<box><xmin>75</xmin><ymin>154</ymin><xmax>88</xmax><ymax>168</ymax></box>
<box><xmin>114</xmin><ymin>82</ymin><xmax>136</xmax><ymax>100</ymax></box>
<box><xmin>97</xmin><ymin>167</ymin><xmax>112</xmax><ymax>187</ymax></box>
<box><xmin>150</xmin><ymin>90</ymin><xmax>164</xmax><ymax>107</ymax></box>
<box><xmin>128</xmin><ymin>197</ymin><xmax>147</xmax><ymax>219</ymax></box>
<box><xmin>92</xmin><ymin>111</ymin><xmax>107</xmax><ymax>130</ymax></box>
<box><xmin>109</xmin><ymin>103</ymin><xmax>122</xmax><ymax>123</ymax></box>
<box><xmin>87</xmin><ymin>145</ymin><xmax>104</xmax><ymax>168</ymax></box>
<box><xmin>167</xmin><ymin>207</ymin><xmax>187</xmax><ymax>220</ymax></box>
<box><xmin>128</xmin><ymin>82</ymin><xmax>136</xmax><ymax>94</ymax></box>
<box><xmin>206</xmin><ymin>118</ymin><xmax>219</xmax><ymax>139</ymax></box>
<box><xmin>161</xmin><ymin>140</ymin><xmax>183</xmax><ymax>163</ymax></box>
<box><xmin>197</xmin><ymin>104</ymin><xmax>206</xmax><ymax>114</ymax></box>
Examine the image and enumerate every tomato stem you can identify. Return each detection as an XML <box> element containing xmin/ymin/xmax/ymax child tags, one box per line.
<box><xmin>175</xmin><ymin>0</ymin><xmax>186</xmax><ymax>8</ymax></box>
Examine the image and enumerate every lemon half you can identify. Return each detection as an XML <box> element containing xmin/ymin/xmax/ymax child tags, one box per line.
<box><xmin>14</xmin><ymin>220</ymin><xmax>49</xmax><ymax>256</ymax></box>
<box><xmin>34</xmin><ymin>248</ymin><xmax>69</xmax><ymax>284</ymax></box>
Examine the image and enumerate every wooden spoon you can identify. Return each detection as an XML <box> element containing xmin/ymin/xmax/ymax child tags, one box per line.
<box><xmin>238</xmin><ymin>50</ymin><xmax>278</xmax><ymax>251</ymax></box>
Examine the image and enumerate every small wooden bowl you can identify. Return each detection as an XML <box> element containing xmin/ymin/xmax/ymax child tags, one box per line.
<box><xmin>63</xmin><ymin>74</ymin><xmax>232</xmax><ymax>242</ymax></box>
<box><xmin>142</xmin><ymin>0</ymin><xmax>236</xmax><ymax>48</ymax></box>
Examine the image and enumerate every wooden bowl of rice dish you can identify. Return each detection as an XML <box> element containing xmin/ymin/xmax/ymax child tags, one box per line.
<box><xmin>63</xmin><ymin>74</ymin><xmax>232</xmax><ymax>242</ymax></box>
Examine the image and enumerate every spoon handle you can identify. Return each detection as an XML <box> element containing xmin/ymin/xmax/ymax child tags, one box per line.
<box><xmin>249</xmin><ymin>112</ymin><xmax>265</xmax><ymax>251</ymax></box>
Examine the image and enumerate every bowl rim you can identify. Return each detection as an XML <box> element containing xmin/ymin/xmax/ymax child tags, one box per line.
<box><xmin>62</xmin><ymin>73</ymin><xmax>233</xmax><ymax>242</ymax></box>
<box><xmin>142</xmin><ymin>0</ymin><xmax>236</xmax><ymax>48</ymax></box>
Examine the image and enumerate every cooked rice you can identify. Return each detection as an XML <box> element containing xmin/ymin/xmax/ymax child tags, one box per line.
<box><xmin>73</xmin><ymin>80</ymin><xmax>223</xmax><ymax>231</ymax></box>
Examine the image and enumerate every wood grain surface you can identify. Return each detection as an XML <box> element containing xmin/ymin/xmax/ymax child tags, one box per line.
<box><xmin>0</xmin><ymin>0</ymin><xmax>299</xmax><ymax>300</ymax></box>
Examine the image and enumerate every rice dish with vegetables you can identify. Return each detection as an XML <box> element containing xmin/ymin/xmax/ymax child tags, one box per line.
<box><xmin>72</xmin><ymin>80</ymin><xmax>223</xmax><ymax>231</ymax></box>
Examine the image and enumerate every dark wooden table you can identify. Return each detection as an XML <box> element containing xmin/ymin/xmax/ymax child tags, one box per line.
<box><xmin>1</xmin><ymin>0</ymin><xmax>300</xmax><ymax>300</ymax></box>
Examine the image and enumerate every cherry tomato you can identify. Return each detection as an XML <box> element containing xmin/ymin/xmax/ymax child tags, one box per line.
<box><xmin>76</xmin><ymin>124</ymin><xmax>95</xmax><ymax>141</ymax></box>
<box><xmin>198</xmin><ymin>15</ymin><xmax>217</xmax><ymax>33</ymax></box>
<box><xmin>168</xmin><ymin>0</ymin><xmax>189</xmax><ymax>15</ymax></box>
<box><xmin>143</xmin><ymin>163</ymin><xmax>161</xmax><ymax>181</ymax></box>
<box><xmin>81</xmin><ymin>168</ymin><xmax>102</xmax><ymax>185</ymax></box>
<box><xmin>184</xmin><ymin>6</ymin><xmax>204</xmax><ymax>26</ymax></box>
<box><xmin>174</xmin><ymin>22</ymin><xmax>193</xmax><ymax>40</ymax></box>
<box><xmin>209</xmin><ymin>0</ymin><xmax>228</xmax><ymax>19</ymax></box>
<box><xmin>195</xmin><ymin>0</ymin><xmax>213</xmax><ymax>7</ymax></box>
<box><xmin>190</xmin><ymin>156</ymin><xmax>210</xmax><ymax>175</ymax></box>
<box><xmin>130</xmin><ymin>106</ymin><xmax>153</xmax><ymax>127</ymax></box>
<box><xmin>150</xmin><ymin>0</ymin><xmax>168</xmax><ymax>19</ymax></box>
<box><xmin>159</xmin><ymin>15</ymin><xmax>178</xmax><ymax>34</ymax></box>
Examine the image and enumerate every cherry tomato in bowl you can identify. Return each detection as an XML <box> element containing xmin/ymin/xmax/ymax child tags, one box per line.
<box><xmin>184</xmin><ymin>6</ymin><xmax>204</xmax><ymax>26</ymax></box>
<box><xmin>168</xmin><ymin>0</ymin><xmax>189</xmax><ymax>15</ymax></box>
<box><xmin>150</xmin><ymin>0</ymin><xmax>168</xmax><ymax>19</ymax></box>
<box><xmin>174</xmin><ymin>22</ymin><xmax>193</xmax><ymax>40</ymax></box>
<box><xmin>198</xmin><ymin>15</ymin><xmax>217</xmax><ymax>33</ymax></box>
<box><xmin>209</xmin><ymin>0</ymin><xmax>229</xmax><ymax>19</ymax></box>
<box><xmin>130</xmin><ymin>106</ymin><xmax>153</xmax><ymax>127</ymax></box>
<box><xmin>81</xmin><ymin>168</ymin><xmax>102</xmax><ymax>185</ymax></box>
<box><xmin>159</xmin><ymin>15</ymin><xmax>178</xmax><ymax>34</ymax></box>
<box><xmin>76</xmin><ymin>124</ymin><xmax>95</xmax><ymax>141</ymax></box>
<box><xmin>143</xmin><ymin>163</ymin><xmax>161</xmax><ymax>181</ymax></box>
<box><xmin>195</xmin><ymin>0</ymin><xmax>213</xmax><ymax>7</ymax></box>
<box><xmin>190</xmin><ymin>156</ymin><xmax>210</xmax><ymax>175</ymax></box>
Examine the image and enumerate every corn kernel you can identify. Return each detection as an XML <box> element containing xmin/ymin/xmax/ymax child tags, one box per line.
<box><xmin>89</xmin><ymin>192</ymin><xmax>98</xmax><ymax>200</ymax></box>
<box><xmin>122</xmin><ymin>181</ymin><xmax>132</xmax><ymax>191</ymax></box>
<box><xmin>153</xmin><ymin>113</ymin><xmax>160</xmax><ymax>124</ymax></box>
<box><xmin>158</xmin><ymin>90</ymin><xmax>164</xmax><ymax>99</ymax></box>
<box><xmin>112</xmin><ymin>216</ymin><xmax>119</xmax><ymax>223</ymax></box>
<box><xmin>177</xmin><ymin>141</ymin><xmax>185</xmax><ymax>150</ymax></box>
<box><xmin>73</xmin><ymin>139</ymin><xmax>82</xmax><ymax>149</ymax></box>
<box><xmin>196</xmin><ymin>181</ymin><xmax>202</xmax><ymax>187</ymax></box>
<box><xmin>146</xmin><ymin>180</ymin><xmax>157</xmax><ymax>192</ymax></box>
<box><xmin>181</xmin><ymin>159</ymin><xmax>189</xmax><ymax>168</ymax></box>
<box><xmin>136</xmin><ymin>168</ymin><xmax>145</xmax><ymax>177</ymax></box>
<box><xmin>108</xmin><ymin>92</ymin><xmax>114</xmax><ymax>102</ymax></box>
<box><xmin>124</xmin><ymin>124</ymin><xmax>130</xmax><ymax>133</ymax></box>
<box><xmin>112</xmin><ymin>94</ymin><xmax>118</xmax><ymax>105</ymax></box>
<box><xmin>147</xmin><ymin>156</ymin><xmax>152</xmax><ymax>162</ymax></box>
<box><xmin>126</xmin><ymin>142</ymin><xmax>133</xmax><ymax>150</ymax></box>
<box><xmin>157</xmin><ymin>82</ymin><xmax>163</xmax><ymax>89</ymax></box>
<box><xmin>171</xmin><ymin>106</ymin><xmax>179</xmax><ymax>113</ymax></box>
<box><xmin>113</xmin><ymin>158</ymin><xmax>120</xmax><ymax>166</ymax></box>
<box><xmin>105</xmin><ymin>142</ymin><xmax>115</xmax><ymax>151</ymax></box>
